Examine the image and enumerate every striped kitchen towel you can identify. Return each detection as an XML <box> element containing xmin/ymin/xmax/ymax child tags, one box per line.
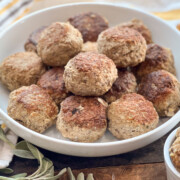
<box><xmin>0</xmin><ymin>0</ymin><xmax>33</xmax><ymax>32</ymax></box>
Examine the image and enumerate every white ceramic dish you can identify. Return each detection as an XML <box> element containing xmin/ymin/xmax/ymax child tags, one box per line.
<box><xmin>1</xmin><ymin>3</ymin><xmax>180</xmax><ymax>157</ymax></box>
<box><xmin>164</xmin><ymin>128</ymin><xmax>180</xmax><ymax>180</ymax></box>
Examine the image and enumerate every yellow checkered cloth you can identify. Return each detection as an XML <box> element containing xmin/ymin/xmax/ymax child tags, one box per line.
<box><xmin>0</xmin><ymin>0</ymin><xmax>180</xmax><ymax>32</ymax></box>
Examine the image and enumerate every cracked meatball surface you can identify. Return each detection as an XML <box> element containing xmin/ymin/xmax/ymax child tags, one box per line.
<box><xmin>37</xmin><ymin>22</ymin><xmax>83</xmax><ymax>66</ymax></box>
<box><xmin>134</xmin><ymin>44</ymin><xmax>176</xmax><ymax>79</ymax></box>
<box><xmin>56</xmin><ymin>96</ymin><xmax>107</xmax><ymax>142</ymax></box>
<box><xmin>98</xmin><ymin>27</ymin><xmax>147</xmax><ymax>68</ymax></box>
<box><xmin>37</xmin><ymin>67</ymin><xmax>69</xmax><ymax>105</ymax></box>
<box><xmin>7</xmin><ymin>85</ymin><xmax>58</xmax><ymax>133</ymax></box>
<box><xmin>107</xmin><ymin>93</ymin><xmax>159</xmax><ymax>139</ymax></box>
<box><xmin>0</xmin><ymin>52</ymin><xmax>46</xmax><ymax>91</ymax></box>
<box><xmin>63</xmin><ymin>52</ymin><xmax>118</xmax><ymax>96</ymax></box>
<box><xmin>138</xmin><ymin>70</ymin><xmax>180</xmax><ymax>117</ymax></box>
<box><xmin>119</xmin><ymin>18</ymin><xmax>152</xmax><ymax>44</ymax></box>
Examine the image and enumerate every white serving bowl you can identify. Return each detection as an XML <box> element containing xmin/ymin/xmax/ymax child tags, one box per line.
<box><xmin>1</xmin><ymin>3</ymin><xmax>180</xmax><ymax>157</ymax></box>
<box><xmin>164</xmin><ymin>128</ymin><xmax>180</xmax><ymax>180</ymax></box>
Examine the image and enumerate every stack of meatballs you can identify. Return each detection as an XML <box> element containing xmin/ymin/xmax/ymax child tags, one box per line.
<box><xmin>1</xmin><ymin>12</ymin><xmax>180</xmax><ymax>143</ymax></box>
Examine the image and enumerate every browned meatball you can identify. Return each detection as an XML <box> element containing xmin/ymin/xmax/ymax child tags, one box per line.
<box><xmin>138</xmin><ymin>70</ymin><xmax>180</xmax><ymax>117</ymax></box>
<box><xmin>68</xmin><ymin>12</ymin><xmax>109</xmax><ymax>42</ymax></box>
<box><xmin>98</xmin><ymin>27</ymin><xmax>147</xmax><ymax>68</ymax></box>
<box><xmin>134</xmin><ymin>44</ymin><xmax>176</xmax><ymax>79</ymax></box>
<box><xmin>37</xmin><ymin>22</ymin><xmax>83</xmax><ymax>66</ymax></box>
<box><xmin>24</xmin><ymin>26</ymin><xmax>47</xmax><ymax>53</ymax></box>
<box><xmin>37</xmin><ymin>67</ymin><xmax>69</xmax><ymax>105</ymax></box>
<box><xmin>119</xmin><ymin>19</ymin><xmax>152</xmax><ymax>44</ymax></box>
<box><xmin>56</xmin><ymin>96</ymin><xmax>107</xmax><ymax>142</ymax></box>
<box><xmin>7</xmin><ymin>85</ymin><xmax>58</xmax><ymax>133</ymax></box>
<box><xmin>108</xmin><ymin>93</ymin><xmax>159</xmax><ymax>139</ymax></box>
<box><xmin>104</xmin><ymin>69</ymin><xmax>137</xmax><ymax>103</ymax></box>
<box><xmin>0</xmin><ymin>52</ymin><xmax>46</xmax><ymax>91</ymax></box>
<box><xmin>63</xmin><ymin>52</ymin><xmax>118</xmax><ymax>96</ymax></box>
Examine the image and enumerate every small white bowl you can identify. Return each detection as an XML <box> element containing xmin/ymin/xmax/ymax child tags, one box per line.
<box><xmin>164</xmin><ymin>128</ymin><xmax>180</xmax><ymax>180</ymax></box>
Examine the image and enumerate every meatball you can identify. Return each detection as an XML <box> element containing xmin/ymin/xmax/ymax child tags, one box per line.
<box><xmin>37</xmin><ymin>22</ymin><xmax>83</xmax><ymax>66</ymax></box>
<box><xmin>37</xmin><ymin>67</ymin><xmax>69</xmax><ymax>105</ymax></box>
<box><xmin>24</xmin><ymin>26</ymin><xmax>47</xmax><ymax>53</ymax></box>
<box><xmin>0</xmin><ymin>52</ymin><xmax>46</xmax><ymax>91</ymax></box>
<box><xmin>56</xmin><ymin>96</ymin><xmax>107</xmax><ymax>142</ymax></box>
<box><xmin>104</xmin><ymin>69</ymin><xmax>137</xmax><ymax>103</ymax></box>
<box><xmin>170</xmin><ymin>128</ymin><xmax>180</xmax><ymax>171</ymax></box>
<box><xmin>119</xmin><ymin>18</ymin><xmax>152</xmax><ymax>44</ymax></box>
<box><xmin>63</xmin><ymin>52</ymin><xmax>118</xmax><ymax>96</ymax></box>
<box><xmin>68</xmin><ymin>12</ymin><xmax>108</xmax><ymax>42</ymax></box>
<box><xmin>107</xmin><ymin>93</ymin><xmax>159</xmax><ymax>139</ymax></box>
<box><xmin>138</xmin><ymin>70</ymin><xmax>180</xmax><ymax>117</ymax></box>
<box><xmin>134</xmin><ymin>44</ymin><xmax>176</xmax><ymax>79</ymax></box>
<box><xmin>81</xmin><ymin>41</ymin><xmax>98</xmax><ymax>52</ymax></box>
<box><xmin>7</xmin><ymin>85</ymin><xmax>58</xmax><ymax>133</ymax></box>
<box><xmin>97</xmin><ymin>27</ymin><xmax>147</xmax><ymax>68</ymax></box>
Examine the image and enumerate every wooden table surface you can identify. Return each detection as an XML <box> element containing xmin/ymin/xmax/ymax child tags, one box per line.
<box><xmin>8</xmin><ymin>124</ymin><xmax>178</xmax><ymax>180</ymax></box>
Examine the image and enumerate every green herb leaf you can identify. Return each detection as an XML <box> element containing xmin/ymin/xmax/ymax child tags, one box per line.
<box><xmin>77</xmin><ymin>172</ymin><xmax>84</xmax><ymax>180</ymax></box>
<box><xmin>0</xmin><ymin>168</ymin><xmax>13</xmax><ymax>174</ymax></box>
<box><xmin>67</xmin><ymin>167</ymin><xmax>75</xmax><ymax>180</ymax></box>
<box><xmin>13</xmin><ymin>149</ymin><xmax>35</xmax><ymax>159</ymax></box>
<box><xmin>0</xmin><ymin>127</ymin><xmax>15</xmax><ymax>149</ymax></box>
<box><xmin>0</xmin><ymin>176</ymin><xmax>14</xmax><ymax>180</ymax></box>
<box><xmin>26</xmin><ymin>142</ymin><xmax>44</xmax><ymax>161</ymax></box>
<box><xmin>10</xmin><ymin>173</ymin><xmax>27</xmax><ymax>178</ymax></box>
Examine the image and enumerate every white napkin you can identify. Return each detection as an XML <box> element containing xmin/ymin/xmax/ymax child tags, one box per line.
<box><xmin>0</xmin><ymin>126</ymin><xmax>18</xmax><ymax>169</ymax></box>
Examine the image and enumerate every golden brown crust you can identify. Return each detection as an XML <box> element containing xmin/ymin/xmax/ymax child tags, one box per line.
<box><xmin>97</xmin><ymin>27</ymin><xmax>147</xmax><ymax>68</ymax></box>
<box><xmin>37</xmin><ymin>67</ymin><xmax>69</xmax><ymax>104</ymax></box>
<box><xmin>138</xmin><ymin>70</ymin><xmax>175</xmax><ymax>102</ymax></box>
<box><xmin>68</xmin><ymin>12</ymin><xmax>108</xmax><ymax>42</ymax></box>
<box><xmin>107</xmin><ymin>93</ymin><xmax>159</xmax><ymax>139</ymax></box>
<box><xmin>73</xmin><ymin>52</ymin><xmax>113</xmax><ymax>72</ymax></box>
<box><xmin>104</xmin><ymin>69</ymin><xmax>137</xmax><ymax>103</ymax></box>
<box><xmin>138</xmin><ymin>70</ymin><xmax>180</xmax><ymax>116</ymax></box>
<box><xmin>135</xmin><ymin>44</ymin><xmax>176</xmax><ymax>77</ymax></box>
<box><xmin>63</xmin><ymin>52</ymin><xmax>118</xmax><ymax>96</ymax></box>
<box><xmin>120</xmin><ymin>19</ymin><xmax>152</xmax><ymax>44</ymax></box>
<box><xmin>37</xmin><ymin>22</ymin><xmax>83</xmax><ymax>66</ymax></box>
<box><xmin>102</xmin><ymin>27</ymin><xmax>143</xmax><ymax>42</ymax></box>
<box><xmin>7</xmin><ymin>85</ymin><xmax>58</xmax><ymax>133</ymax></box>
<box><xmin>116</xmin><ymin>93</ymin><xmax>158</xmax><ymax>125</ymax></box>
<box><xmin>60</xmin><ymin>96</ymin><xmax>107</xmax><ymax>129</ymax></box>
<box><xmin>16</xmin><ymin>85</ymin><xmax>57</xmax><ymax>117</ymax></box>
<box><xmin>0</xmin><ymin>52</ymin><xmax>46</xmax><ymax>91</ymax></box>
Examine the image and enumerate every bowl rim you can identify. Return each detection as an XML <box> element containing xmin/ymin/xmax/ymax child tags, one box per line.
<box><xmin>164</xmin><ymin>128</ymin><xmax>180</xmax><ymax>178</ymax></box>
<box><xmin>1</xmin><ymin>2</ymin><xmax>180</xmax><ymax>148</ymax></box>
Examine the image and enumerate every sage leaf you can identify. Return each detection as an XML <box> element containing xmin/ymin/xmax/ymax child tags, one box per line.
<box><xmin>31</xmin><ymin>158</ymin><xmax>53</xmax><ymax>179</ymax></box>
<box><xmin>0</xmin><ymin>176</ymin><xmax>14</xmax><ymax>180</ymax></box>
<box><xmin>0</xmin><ymin>127</ymin><xmax>15</xmax><ymax>149</ymax></box>
<box><xmin>13</xmin><ymin>149</ymin><xmax>35</xmax><ymax>159</ymax></box>
<box><xmin>77</xmin><ymin>172</ymin><xmax>84</xmax><ymax>180</ymax></box>
<box><xmin>26</xmin><ymin>142</ymin><xmax>44</xmax><ymax>161</ymax></box>
<box><xmin>86</xmin><ymin>174</ymin><xmax>94</xmax><ymax>180</ymax></box>
<box><xmin>16</xmin><ymin>141</ymin><xmax>30</xmax><ymax>151</ymax></box>
<box><xmin>67</xmin><ymin>167</ymin><xmax>75</xmax><ymax>180</ymax></box>
<box><xmin>11</xmin><ymin>173</ymin><xmax>27</xmax><ymax>178</ymax></box>
<box><xmin>0</xmin><ymin>168</ymin><xmax>13</xmax><ymax>174</ymax></box>
<box><xmin>42</xmin><ymin>168</ymin><xmax>66</xmax><ymax>180</ymax></box>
